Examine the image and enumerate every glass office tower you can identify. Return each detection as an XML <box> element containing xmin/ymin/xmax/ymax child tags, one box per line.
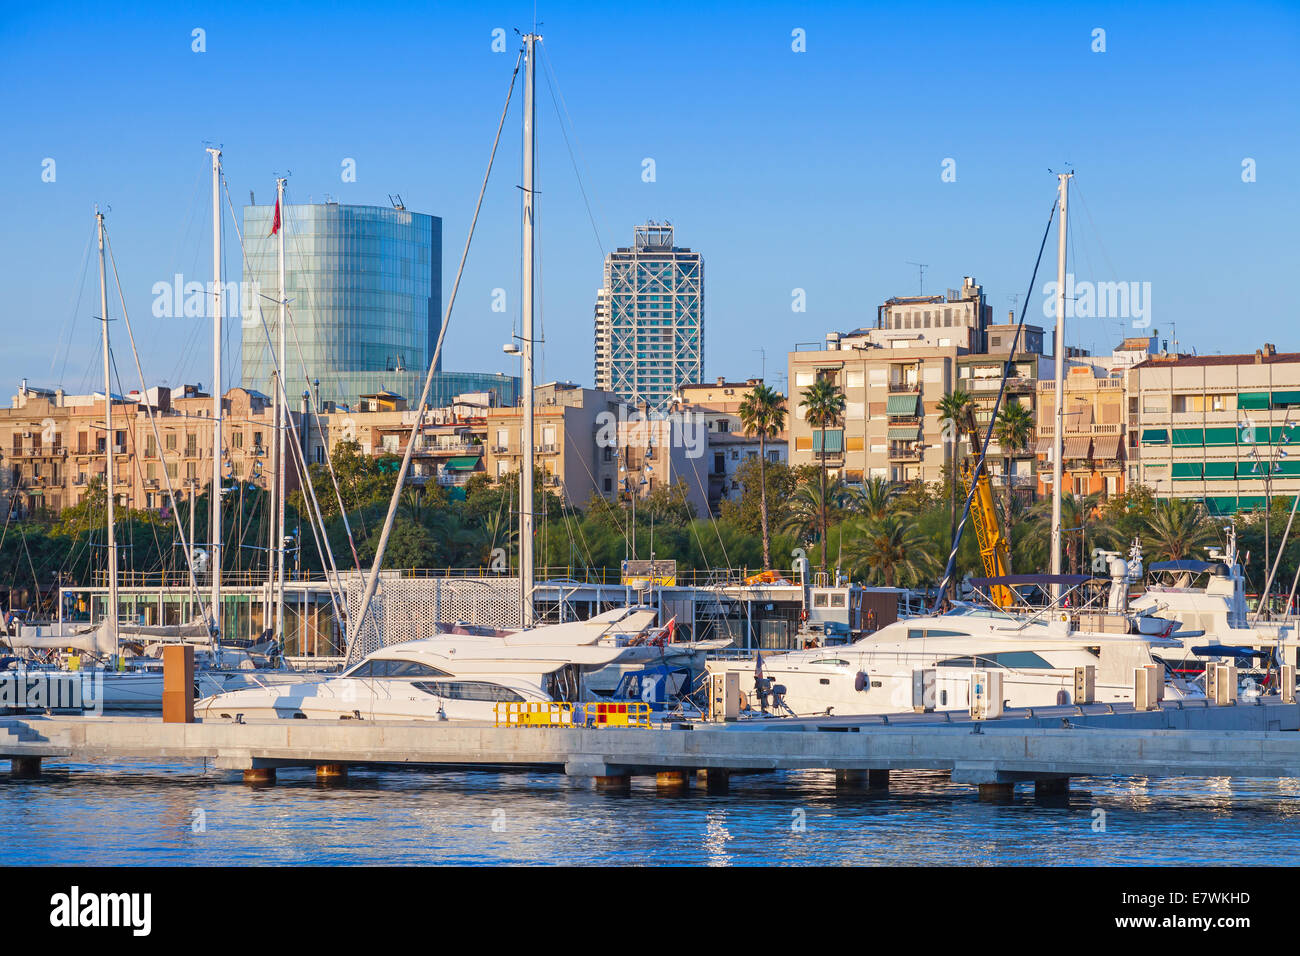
<box><xmin>241</xmin><ymin>201</ymin><xmax>442</xmax><ymax>408</ymax></box>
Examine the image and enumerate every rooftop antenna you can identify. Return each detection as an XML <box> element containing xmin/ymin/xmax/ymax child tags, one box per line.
<box><xmin>389</xmin><ymin>194</ymin><xmax>405</xmax><ymax>210</ymax></box>
<box><xmin>754</xmin><ymin>347</ymin><xmax>766</xmax><ymax>381</ymax></box>
<box><xmin>906</xmin><ymin>261</ymin><xmax>929</xmax><ymax>295</ymax></box>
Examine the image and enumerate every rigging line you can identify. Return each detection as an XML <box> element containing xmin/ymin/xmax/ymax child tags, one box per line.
<box><xmin>351</xmin><ymin>45</ymin><xmax>525</xmax><ymax>651</ymax></box>
<box><xmin>1071</xmin><ymin>179</ymin><xmax>1129</xmax><ymax>346</ymax></box>
<box><xmin>935</xmin><ymin>194</ymin><xmax>1059</xmax><ymax>606</ymax></box>
<box><xmin>165</xmin><ymin>157</ymin><xmax>211</xmax><ymax>387</ymax></box>
<box><xmin>108</xmin><ymin>349</ymin><xmax>166</xmax><ymax>573</ymax></box>
<box><xmin>51</xmin><ymin>220</ymin><xmax>97</xmax><ymax>387</ymax></box>
<box><xmin>539</xmin><ymin>40</ymin><xmax>607</xmax><ymax>257</ymax></box>
<box><xmin>18</xmin><ymin>525</ymin><xmax>44</xmax><ymax>614</ymax></box>
<box><xmin>274</xmin><ymin>200</ymin><xmax>371</xmax><ymax>553</ymax></box>
<box><xmin>219</xmin><ymin>188</ymin><xmax>352</xmax><ymax>618</ymax></box>
<box><xmin>103</xmin><ymin>228</ymin><xmax>209</xmax><ymax>625</ymax></box>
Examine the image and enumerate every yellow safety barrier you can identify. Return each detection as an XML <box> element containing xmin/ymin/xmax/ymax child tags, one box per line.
<box><xmin>494</xmin><ymin>701</ymin><xmax>574</xmax><ymax>728</ymax></box>
<box><xmin>577</xmin><ymin>701</ymin><xmax>653</xmax><ymax>729</ymax></box>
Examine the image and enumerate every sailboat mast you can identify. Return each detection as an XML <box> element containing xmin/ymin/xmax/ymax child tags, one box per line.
<box><xmin>1049</xmin><ymin>172</ymin><xmax>1072</xmax><ymax>597</ymax></box>
<box><xmin>97</xmin><ymin>210</ymin><xmax>118</xmax><ymax>657</ymax></box>
<box><xmin>275</xmin><ymin>177</ymin><xmax>288</xmax><ymax>644</ymax></box>
<box><xmin>207</xmin><ymin>147</ymin><xmax>223</xmax><ymax>635</ymax></box>
<box><xmin>520</xmin><ymin>32</ymin><xmax>538</xmax><ymax>628</ymax></box>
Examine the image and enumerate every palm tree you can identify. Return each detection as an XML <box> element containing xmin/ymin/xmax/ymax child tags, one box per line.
<box><xmin>800</xmin><ymin>377</ymin><xmax>846</xmax><ymax>572</ymax></box>
<box><xmin>1142</xmin><ymin>497</ymin><xmax>1216</xmax><ymax>562</ymax></box>
<box><xmin>1024</xmin><ymin>491</ymin><xmax>1111</xmax><ymax>574</ymax></box>
<box><xmin>780</xmin><ymin>478</ymin><xmax>848</xmax><ymax>547</ymax></box>
<box><xmin>854</xmin><ymin>475</ymin><xmax>898</xmax><ymax>521</ymax></box>
<box><xmin>738</xmin><ymin>383</ymin><xmax>787</xmax><ymax>570</ymax></box>
<box><xmin>993</xmin><ymin>401</ymin><xmax>1034</xmax><ymax>532</ymax></box>
<box><xmin>937</xmin><ymin>388</ymin><xmax>975</xmax><ymax>589</ymax></box>
<box><xmin>844</xmin><ymin>514</ymin><xmax>939</xmax><ymax>588</ymax></box>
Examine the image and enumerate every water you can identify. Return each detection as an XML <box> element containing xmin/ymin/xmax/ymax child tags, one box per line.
<box><xmin>5</xmin><ymin>761</ymin><xmax>1300</xmax><ymax>865</ymax></box>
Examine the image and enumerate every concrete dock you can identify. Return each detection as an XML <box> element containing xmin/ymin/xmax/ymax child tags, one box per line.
<box><xmin>4</xmin><ymin>698</ymin><xmax>1300</xmax><ymax>798</ymax></box>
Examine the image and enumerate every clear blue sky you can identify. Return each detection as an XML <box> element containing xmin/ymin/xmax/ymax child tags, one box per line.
<box><xmin>2</xmin><ymin>0</ymin><xmax>1297</xmax><ymax>399</ymax></box>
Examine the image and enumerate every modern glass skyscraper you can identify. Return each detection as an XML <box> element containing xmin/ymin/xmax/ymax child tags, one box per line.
<box><xmin>594</xmin><ymin>223</ymin><xmax>703</xmax><ymax>411</ymax></box>
<box><xmin>241</xmin><ymin>201</ymin><xmax>442</xmax><ymax>408</ymax></box>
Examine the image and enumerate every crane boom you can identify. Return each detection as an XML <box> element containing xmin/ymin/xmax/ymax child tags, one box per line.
<box><xmin>959</xmin><ymin>407</ymin><xmax>1015</xmax><ymax>608</ymax></box>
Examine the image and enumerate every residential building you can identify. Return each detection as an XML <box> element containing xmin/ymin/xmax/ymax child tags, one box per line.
<box><xmin>1127</xmin><ymin>344</ymin><xmax>1300</xmax><ymax>513</ymax></box>
<box><xmin>594</xmin><ymin>223</ymin><xmax>704</xmax><ymax>411</ymax></box>
<box><xmin>1035</xmin><ymin>364</ymin><xmax>1127</xmax><ymax>500</ymax></box>
<box><xmin>871</xmin><ymin>277</ymin><xmax>992</xmax><ymax>351</ymax></box>
<box><xmin>0</xmin><ymin>381</ymin><xmax>287</xmax><ymax>519</ymax></box>
<box><xmin>787</xmin><ymin>332</ymin><xmax>961</xmax><ymax>486</ymax></box>
<box><xmin>671</xmin><ymin>378</ymin><xmax>788</xmax><ymax>514</ymax></box>
<box><xmin>483</xmin><ymin>383</ymin><xmax>624</xmax><ymax>508</ymax></box>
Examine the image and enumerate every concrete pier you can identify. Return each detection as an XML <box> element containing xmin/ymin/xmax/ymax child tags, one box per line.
<box><xmin>1</xmin><ymin>698</ymin><xmax>1297</xmax><ymax>800</ymax></box>
<box><xmin>10</xmin><ymin>756</ymin><xmax>41</xmax><ymax>779</ymax></box>
<box><xmin>697</xmin><ymin>769</ymin><xmax>729</xmax><ymax>794</ymax></box>
<box><xmin>315</xmin><ymin>763</ymin><xmax>347</xmax><ymax>783</ymax></box>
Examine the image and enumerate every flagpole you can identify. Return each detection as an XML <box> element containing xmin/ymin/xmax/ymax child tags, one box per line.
<box><xmin>274</xmin><ymin>177</ymin><xmax>288</xmax><ymax>650</ymax></box>
<box><xmin>206</xmin><ymin>146</ymin><xmax>223</xmax><ymax>643</ymax></box>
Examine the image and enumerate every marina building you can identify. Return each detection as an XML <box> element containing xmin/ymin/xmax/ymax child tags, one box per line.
<box><xmin>1126</xmin><ymin>345</ymin><xmax>1300</xmax><ymax>513</ymax></box>
<box><xmin>593</xmin><ymin>223</ymin><xmax>704</xmax><ymax>412</ymax></box>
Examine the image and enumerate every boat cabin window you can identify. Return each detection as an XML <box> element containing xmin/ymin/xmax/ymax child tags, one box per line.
<box><xmin>907</xmin><ymin>628</ymin><xmax>970</xmax><ymax>639</ymax></box>
<box><xmin>812</xmin><ymin>593</ymin><xmax>829</xmax><ymax>608</ymax></box>
<box><xmin>412</xmin><ymin>680</ymin><xmax>525</xmax><ymax>702</ymax></box>
<box><xmin>935</xmin><ymin>651</ymin><xmax>1052</xmax><ymax>669</ymax></box>
<box><xmin>347</xmin><ymin>659</ymin><xmax>452</xmax><ymax>678</ymax></box>
<box><xmin>829</xmin><ymin>593</ymin><xmax>847</xmax><ymax>608</ymax></box>
<box><xmin>808</xmin><ymin>659</ymin><xmax>850</xmax><ymax>667</ymax></box>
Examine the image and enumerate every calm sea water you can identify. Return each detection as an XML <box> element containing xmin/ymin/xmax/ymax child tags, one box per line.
<box><xmin>5</xmin><ymin>761</ymin><xmax>1300</xmax><ymax>866</ymax></box>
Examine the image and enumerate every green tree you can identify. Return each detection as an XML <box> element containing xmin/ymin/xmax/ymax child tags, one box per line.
<box><xmin>1142</xmin><ymin>497</ymin><xmax>1216</xmax><ymax>562</ymax></box>
<box><xmin>738</xmin><ymin>383</ymin><xmax>787</xmax><ymax>569</ymax></box>
<box><xmin>993</xmin><ymin>400</ymin><xmax>1034</xmax><ymax>534</ymax></box>
<box><xmin>937</xmin><ymin>387</ymin><xmax>976</xmax><ymax>589</ymax></box>
<box><xmin>800</xmin><ymin>377</ymin><xmax>846</xmax><ymax>572</ymax></box>
<box><xmin>844</xmin><ymin>514</ymin><xmax>939</xmax><ymax>588</ymax></box>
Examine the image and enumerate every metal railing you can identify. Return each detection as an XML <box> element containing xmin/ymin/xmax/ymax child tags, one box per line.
<box><xmin>494</xmin><ymin>701</ymin><xmax>574</xmax><ymax>727</ymax></box>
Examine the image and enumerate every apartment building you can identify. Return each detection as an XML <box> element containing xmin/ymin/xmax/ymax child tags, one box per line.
<box><xmin>671</xmin><ymin>378</ymin><xmax>789</xmax><ymax>513</ymax></box>
<box><xmin>482</xmin><ymin>383</ymin><xmax>624</xmax><ymax>507</ymax></box>
<box><xmin>0</xmin><ymin>382</ymin><xmax>287</xmax><ymax>519</ymax></box>
<box><xmin>1035</xmin><ymin>364</ymin><xmax>1127</xmax><ymax>499</ymax></box>
<box><xmin>1127</xmin><ymin>345</ymin><xmax>1300</xmax><ymax>513</ymax></box>
<box><xmin>788</xmin><ymin>332</ymin><xmax>960</xmax><ymax>485</ymax></box>
<box><xmin>957</xmin><ymin>318</ymin><xmax>1049</xmax><ymax>498</ymax></box>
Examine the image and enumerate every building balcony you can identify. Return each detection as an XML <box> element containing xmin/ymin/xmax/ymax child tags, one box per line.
<box><xmin>888</xmin><ymin>442</ymin><xmax>923</xmax><ymax>461</ymax></box>
<box><xmin>888</xmin><ymin>382</ymin><xmax>920</xmax><ymax>393</ymax></box>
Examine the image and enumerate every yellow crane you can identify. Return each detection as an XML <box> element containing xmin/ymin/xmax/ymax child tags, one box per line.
<box><xmin>958</xmin><ymin>406</ymin><xmax>1015</xmax><ymax>609</ymax></box>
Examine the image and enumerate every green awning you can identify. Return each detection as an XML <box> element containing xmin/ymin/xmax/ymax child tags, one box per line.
<box><xmin>1172</xmin><ymin>427</ymin><xmax>1204</xmax><ymax>447</ymax></box>
<box><xmin>1272</xmin><ymin>391</ymin><xmax>1300</xmax><ymax>407</ymax></box>
<box><xmin>1277</xmin><ymin>459</ymin><xmax>1300</xmax><ymax>476</ymax></box>
<box><xmin>887</xmin><ymin>425</ymin><xmax>921</xmax><ymax>441</ymax></box>
<box><xmin>1238</xmin><ymin>391</ymin><xmax>1270</xmax><ymax>410</ymax></box>
<box><xmin>1205</xmin><ymin>497</ymin><xmax>1238</xmax><ymax>516</ymax></box>
<box><xmin>1141</xmin><ymin>429</ymin><xmax>1168</xmax><ymax>444</ymax></box>
<box><xmin>812</xmin><ymin>429</ymin><xmax>844</xmax><ymax>453</ymax></box>
<box><xmin>1171</xmin><ymin>462</ymin><xmax>1203</xmax><ymax>479</ymax></box>
<box><xmin>1203</xmin><ymin>427</ymin><xmax>1238</xmax><ymax>446</ymax></box>
<box><xmin>1237</xmin><ymin>496</ymin><xmax>1268</xmax><ymax>510</ymax></box>
<box><xmin>445</xmin><ymin>456</ymin><xmax>480</xmax><ymax>471</ymax></box>
<box><xmin>1203</xmin><ymin>461</ymin><xmax>1237</xmax><ymax>479</ymax></box>
<box><xmin>886</xmin><ymin>394</ymin><xmax>919</xmax><ymax>416</ymax></box>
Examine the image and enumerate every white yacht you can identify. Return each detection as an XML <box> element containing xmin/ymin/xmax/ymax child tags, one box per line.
<box><xmin>195</xmin><ymin>606</ymin><xmax>683</xmax><ymax>722</ymax></box>
<box><xmin>707</xmin><ymin>602</ymin><xmax>1196</xmax><ymax>718</ymax></box>
<box><xmin>1127</xmin><ymin>531</ymin><xmax>1299</xmax><ymax>671</ymax></box>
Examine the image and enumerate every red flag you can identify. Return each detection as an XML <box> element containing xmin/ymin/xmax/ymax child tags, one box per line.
<box><xmin>270</xmin><ymin>199</ymin><xmax>281</xmax><ymax>236</ymax></box>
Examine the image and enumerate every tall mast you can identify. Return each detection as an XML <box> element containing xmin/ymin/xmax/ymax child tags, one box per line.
<box><xmin>97</xmin><ymin>210</ymin><xmax>118</xmax><ymax>657</ymax></box>
<box><xmin>274</xmin><ymin>177</ymin><xmax>288</xmax><ymax>644</ymax></box>
<box><xmin>207</xmin><ymin>147</ymin><xmax>223</xmax><ymax>635</ymax></box>
<box><xmin>1049</xmin><ymin>172</ymin><xmax>1072</xmax><ymax>597</ymax></box>
<box><xmin>520</xmin><ymin>32</ymin><xmax>538</xmax><ymax>628</ymax></box>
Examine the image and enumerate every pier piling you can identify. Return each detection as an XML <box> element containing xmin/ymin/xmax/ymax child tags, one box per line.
<box><xmin>697</xmin><ymin>769</ymin><xmax>730</xmax><ymax>794</ymax></box>
<box><xmin>242</xmin><ymin>767</ymin><xmax>276</xmax><ymax>787</ymax></box>
<box><xmin>10</xmin><ymin>756</ymin><xmax>41</xmax><ymax>779</ymax></box>
<box><xmin>978</xmin><ymin>782</ymin><xmax>1015</xmax><ymax>802</ymax></box>
<box><xmin>656</xmin><ymin>770</ymin><xmax>692</xmax><ymax>792</ymax></box>
<box><xmin>594</xmin><ymin>774</ymin><xmax>631</xmax><ymax>792</ymax></box>
<box><xmin>315</xmin><ymin>763</ymin><xmax>347</xmax><ymax>783</ymax></box>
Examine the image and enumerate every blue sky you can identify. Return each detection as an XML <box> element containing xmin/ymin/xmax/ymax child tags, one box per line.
<box><xmin>1</xmin><ymin>0</ymin><xmax>1297</xmax><ymax>399</ymax></box>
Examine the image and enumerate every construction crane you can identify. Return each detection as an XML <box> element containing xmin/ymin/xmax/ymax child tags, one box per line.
<box><xmin>957</xmin><ymin>405</ymin><xmax>1015</xmax><ymax>609</ymax></box>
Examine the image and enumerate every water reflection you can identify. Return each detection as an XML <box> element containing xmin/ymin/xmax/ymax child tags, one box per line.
<box><xmin>3</xmin><ymin>763</ymin><xmax>1300</xmax><ymax>865</ymax></box>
